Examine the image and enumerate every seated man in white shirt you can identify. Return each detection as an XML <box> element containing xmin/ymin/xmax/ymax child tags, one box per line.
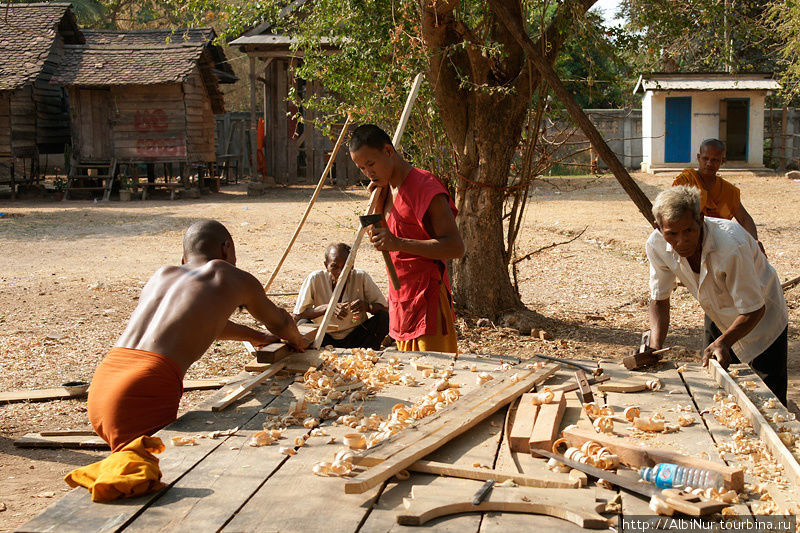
<box><xmin>293</xmin><ymin>243</ymin><xmax>389</xmax><ymax>350</ymax></box>
<box><xmin>646</xmin><ymin>186</ymin><xmax>788</xmax><ymax>405</ymax></box>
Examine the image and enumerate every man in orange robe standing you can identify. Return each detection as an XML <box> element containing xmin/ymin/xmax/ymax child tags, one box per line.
<box><xmin>349</xmin><ymin>125</ymin><xmax>464</xmax><ymax>353</ymax></box>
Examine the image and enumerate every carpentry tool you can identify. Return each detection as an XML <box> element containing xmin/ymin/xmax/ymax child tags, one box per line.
<box><xmin>313</xmin><ymin>73</ymin><xmax>423</xmax><ymax>350</ymax></box>
<box><xmin>573</xmin><ymin>369</ymin><xmax>594</xmax><ymax>403</ymax></box>
<box><xmin>622</xmin><ymin>330</ymin><xmax>665</xmax><ymax>370</ymax></box>
<box><xmin>534</xmin><ymin>353</ymin><xmax>602</xmax><ymax>376</ymax></box>
<box><xmin>534</xmin><ymin>450</ymin><xmax>730</xmax><ymax>516</ymax></box>
<box><xmin>359</xmin><ymin>213</ymin><xmax>400</xmax><ymax>290</ymax></box>
<box><xmin>471</xmin><ymin>479</ymin><xmax>495</xmax><ymax>505</ymax></box>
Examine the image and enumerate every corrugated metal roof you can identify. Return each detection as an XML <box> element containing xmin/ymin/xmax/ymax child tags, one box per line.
<box><xmin>634</xmin><ymin>73</ymin><xmax>781</xmax><ymax>93</ymax></box>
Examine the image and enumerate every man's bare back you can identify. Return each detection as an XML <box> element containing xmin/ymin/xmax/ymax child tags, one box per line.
<box><xmin>115</xmin><ymin>221</ymin><xmax>305</xmax><ymax>375</ymax></box>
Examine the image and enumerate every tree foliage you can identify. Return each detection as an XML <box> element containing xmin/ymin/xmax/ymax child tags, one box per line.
<box><xmin>620</xmin><ymin>0</ymin><xmax>779</xmax><ymax>74</ymax></box>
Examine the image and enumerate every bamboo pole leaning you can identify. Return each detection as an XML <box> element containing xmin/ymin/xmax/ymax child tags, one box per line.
<box><xmin>263</xmin><ymin>114</ymin><xmax>353</xmax><ymax>291</ymax></box>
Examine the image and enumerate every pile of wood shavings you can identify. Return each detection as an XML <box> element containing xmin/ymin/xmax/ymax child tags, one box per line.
<box><xmin>302</xmin><ymin>348</ymin><xmax>401</xmax><ymax>405</ymax></box>
<box><xmin>709</xmin><ymin>392</ymin><xmax>788</xmax><ymax>487</ymax></box>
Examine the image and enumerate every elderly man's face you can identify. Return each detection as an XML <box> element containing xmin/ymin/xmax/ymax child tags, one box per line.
<box><xmin>325</xmin><ymin>248</ymin><xmax>348</xmax><ymax>284</ymax></box>
<box><xmin>660</xmin><ymin>211</ymin><xmax>702</xmax><ymax>258</ymax></box>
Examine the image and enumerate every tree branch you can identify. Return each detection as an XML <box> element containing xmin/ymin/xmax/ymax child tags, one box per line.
<box><xmin>512</xmin><ymin>226</ymin><xmax>588</xmax><ymax>265</ymax></box>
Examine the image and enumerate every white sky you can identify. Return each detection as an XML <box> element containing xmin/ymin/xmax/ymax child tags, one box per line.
<box><xmin>591</xmin><ymin>0</ymin><xmax>625</xmax><ymax>27</ymax></box>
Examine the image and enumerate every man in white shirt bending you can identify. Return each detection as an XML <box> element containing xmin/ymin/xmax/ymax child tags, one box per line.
<box><xmin>293</xmin><ymin>243</ymin><xmax>389</xmax><ymax>350</ymax></box>
<box><xmin>645</xmin><ymin>186</ymin><xmax>788</xmax><ymax>404</ymax></box>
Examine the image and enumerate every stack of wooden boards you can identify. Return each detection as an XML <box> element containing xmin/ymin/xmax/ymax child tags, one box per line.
<box><xmin>508</xmin><ymin>390</ymin><xmax>566</xmax><ymax>454</ymax></box>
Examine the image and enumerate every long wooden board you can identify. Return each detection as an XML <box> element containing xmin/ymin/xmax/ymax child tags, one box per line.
<box><xmin>0</xmin><ymin>379</ymin><xmax>226</xmax><ymax>404</ymax></box>
<box><xmin>408</xmin><ymin>460</ymin><xmax>579</xmax><ymax>488</ymax></box>
<box><xmin>209</xmin><ymin>362</ymin><xmax>286</xmax><ymax>411</ymax></box>
<box><xmin>708</xmin><ymin>360</ymin><xmax>800</xmax><ymax>488</ymax></box>
<box><xmin>14</xmin><ymin>431</ymin><xmax>108</xmax><ymax>449</ymax></box>
<box><xmin>343</xmin><ymin>363</ymin><xmax>559</xmax><ymax>494</ymax></box>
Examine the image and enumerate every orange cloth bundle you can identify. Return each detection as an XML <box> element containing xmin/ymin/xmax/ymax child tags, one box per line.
<box><xmin>673</xmin><ymin>168</ymin><xmax>741</xmax><ymax>220</ymax></box>
<box><xmin>64</xmin><ymin>435</ymin><xmax>166</xmax><ymax>502</ymax></box>
<box><xmin>88</xmin><ymin>347</ymin><xmax>183</xmax><ymax>452</ymax></box>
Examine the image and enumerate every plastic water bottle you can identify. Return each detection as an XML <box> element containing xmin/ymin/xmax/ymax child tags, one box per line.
<box><xmin>639</xmin><ymin>463</ymin><xmax>724</xmax><ymax>490</ymax></box>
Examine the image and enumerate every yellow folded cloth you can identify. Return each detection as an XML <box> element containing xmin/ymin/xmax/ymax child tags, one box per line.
<box><xmin>64</xmin><ymin>435</ymin><xmax>166</xmax><ymax>502</ymax></box>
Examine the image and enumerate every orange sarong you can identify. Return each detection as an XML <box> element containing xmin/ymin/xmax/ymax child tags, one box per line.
<box><xmin>396</xmin><ymin>284</ymin><xmax>458</xmax><ymax>354</ymax></box>
<box><xmin>88</xmin><ymin>347</ymin><xmax>183</xmax><ymax>452</ymax></box>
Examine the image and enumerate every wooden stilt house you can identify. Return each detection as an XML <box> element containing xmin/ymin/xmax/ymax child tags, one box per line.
<box><xmin>230</xmin><ymin>11</ymin><xmax>361</xmax><ymax>185</ymax></box>
<box><xmin>52</xmin><ymin>29</ymin><xmax>236</xmax><ymax>199</ymax></box>
<box><xmin>0</xmin><ymin>3</ymin><xmax>83</xmax><ymax>197</ymax></box>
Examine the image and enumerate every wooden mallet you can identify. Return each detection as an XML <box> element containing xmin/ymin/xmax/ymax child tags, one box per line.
<box><xmin>359</xmin><ymin>213</ymin><xmax>400</xmax><ymax>290</ymax></box>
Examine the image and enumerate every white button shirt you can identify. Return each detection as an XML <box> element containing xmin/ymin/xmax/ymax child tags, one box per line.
<box><xmin>293</xmin><ymin>269</ymin><xmax>388</xmax><ymax>340</ymax></box>
<box><xmin>646</xmin><ymin>218</ymin><xmax>788</xmax><ymax>363</ymax></box>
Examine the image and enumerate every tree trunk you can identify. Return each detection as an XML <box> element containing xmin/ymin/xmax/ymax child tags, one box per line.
<box><xmin>420</xmin><ymin>0</ymin><xmax>597</xmax><ymax>319</ymax></box>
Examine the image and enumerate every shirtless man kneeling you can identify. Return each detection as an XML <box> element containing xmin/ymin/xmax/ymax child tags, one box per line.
<box><xmin>88</xmin><ymin>219</ymin><xmax>307</xmax><ymax>452</ymax></box>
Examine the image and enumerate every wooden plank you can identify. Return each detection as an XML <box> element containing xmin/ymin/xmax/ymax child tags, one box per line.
<box><xmin>508</xmin><ymin>393</ymin><xmax>538</xmax><ymax>452</ymax></box>
<box><xmin>17</xmin><ymin>371</ymin><xmax>288</xmax><ymax>533</ymax></box>
<box><xmin>0</xmin><ymin>379</ymin><xmax>225</xmax><ymax>404</ymax></box>
<box><xmin>14</xmin><ymin>432</ymin><xmax>108</xmax><ymax>449</ymax></box>
<box><xmin>344</xmin><ymin>364</ymin><xmax>559</xmax><ymax>494</ymax></box>
<box><xmin>708</xmin><ymin>360</ymin><xmax>800</xmax><ymax>488</ymax></box>
<box><xmin>408</xmin><ymin>460</ymin><xmax>578</xmax><ymax>488</ymax></box>
<box><xmin>528</xmin><ymin>390</ymin><xmax>566</xmax><ymax>454</ymax></box>
<box><xmin>356</xmin><ymin>398</ymin><xmax>507</xmax><ymax>532</ymax></box>
<box><xmin>597</xmin><ymin>379</ymin><xmax>648</xmax><ymax>393</ymax></box>
<box><xmin>209</xmin><ymin>362</ymin><xmax>287</xmax><ymax>412</ymax></box>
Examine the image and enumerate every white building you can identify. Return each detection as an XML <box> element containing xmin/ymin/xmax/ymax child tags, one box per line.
<box><xmin>634</xmin><ymin>73</ymin><xmax>781</xmax><ymax>173</ymax></box>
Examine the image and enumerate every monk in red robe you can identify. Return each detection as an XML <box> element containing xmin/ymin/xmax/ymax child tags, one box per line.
<box><xmin>349</xmin><ymin>125</ymin><xmax>464</xmax><ymax>353</ymax></box>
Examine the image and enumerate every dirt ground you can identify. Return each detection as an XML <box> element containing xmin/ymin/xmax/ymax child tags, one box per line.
<box><xmin>1</xmin><ymin>171</ymin><xmax>798</xmax><ymax>530</ymax></box>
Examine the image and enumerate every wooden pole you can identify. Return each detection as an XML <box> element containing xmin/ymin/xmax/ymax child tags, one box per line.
<box><xmin>263</xmin><ymin>114</ymin><xmax>352</xmax><ymax>291</ymax></box>
<box><xmin>249</xmin><ymin>55</ymin><xmax>258</xmax><ymax>180</ymax></box>
<box><xmin>312</xmin><ymin>73</ymin><xmax>425</xmax><ymax>349</ymax></box>
<box><xmin>488</xmin><ymin>0</ymin><xmax>656</xmax><ymax>228</ymax></box>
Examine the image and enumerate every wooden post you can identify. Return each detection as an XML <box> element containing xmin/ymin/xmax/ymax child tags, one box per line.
<box><xmin>779</xmin><ymin>106</ymin><xmax>788</xmax><ymax>172</ymax></box>
<box><xmin>249</xmin><ymin>55</ymin><xmax>258</xmax><ymax>181</ymax></box>
<box><xmin>488</xmin><ymin>0</ymin><xmax>656</xmax><ymax>228</ymax></box>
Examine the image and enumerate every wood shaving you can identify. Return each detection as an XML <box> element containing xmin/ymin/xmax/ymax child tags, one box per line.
<box><xmin>677</xmin><ymin>415</ymin><xmax>695</xmax><ymax>427</ymax></box>
<box><xmin>624</xmin><ymin>406</ymin><xmax>640</xmax><ymax>422</ymax></box>
<box><xmin>171</xmin><ymin>436</ymin><xmax>197</xmax><ymax>446</ymax></box>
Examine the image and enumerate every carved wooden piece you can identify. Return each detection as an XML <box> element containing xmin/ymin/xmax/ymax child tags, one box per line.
<box><xmin>397</xmin><ymin>483</ymin><xmax>611</xmax><ymax>528</ymax></box>
<box><xmin>407</xmin><ymin>460</ymin><xmax>579</xmax><ymax>488</ymax></box>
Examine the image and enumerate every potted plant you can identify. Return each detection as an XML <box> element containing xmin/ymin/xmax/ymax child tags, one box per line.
<box><xmin>119</xmin><ymin>176</ymin><xmax>134</xmax><ymax>201</ymax></box>
<box><xmin>53</xmin><ymin>176</ymin><xmax>65</xmax><ymax>201</ymax></box>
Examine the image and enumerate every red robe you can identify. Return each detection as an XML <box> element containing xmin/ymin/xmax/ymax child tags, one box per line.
<box><xmin>385</xmin><ymin>168</ymin><xmax>457</xmax><ymax>341</ymax></box>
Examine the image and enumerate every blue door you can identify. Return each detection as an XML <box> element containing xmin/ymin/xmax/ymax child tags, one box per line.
<box><xmin>665</xmin><ymin>97</ymin><xmax>691</xmax><ymax>163</ymax></box>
